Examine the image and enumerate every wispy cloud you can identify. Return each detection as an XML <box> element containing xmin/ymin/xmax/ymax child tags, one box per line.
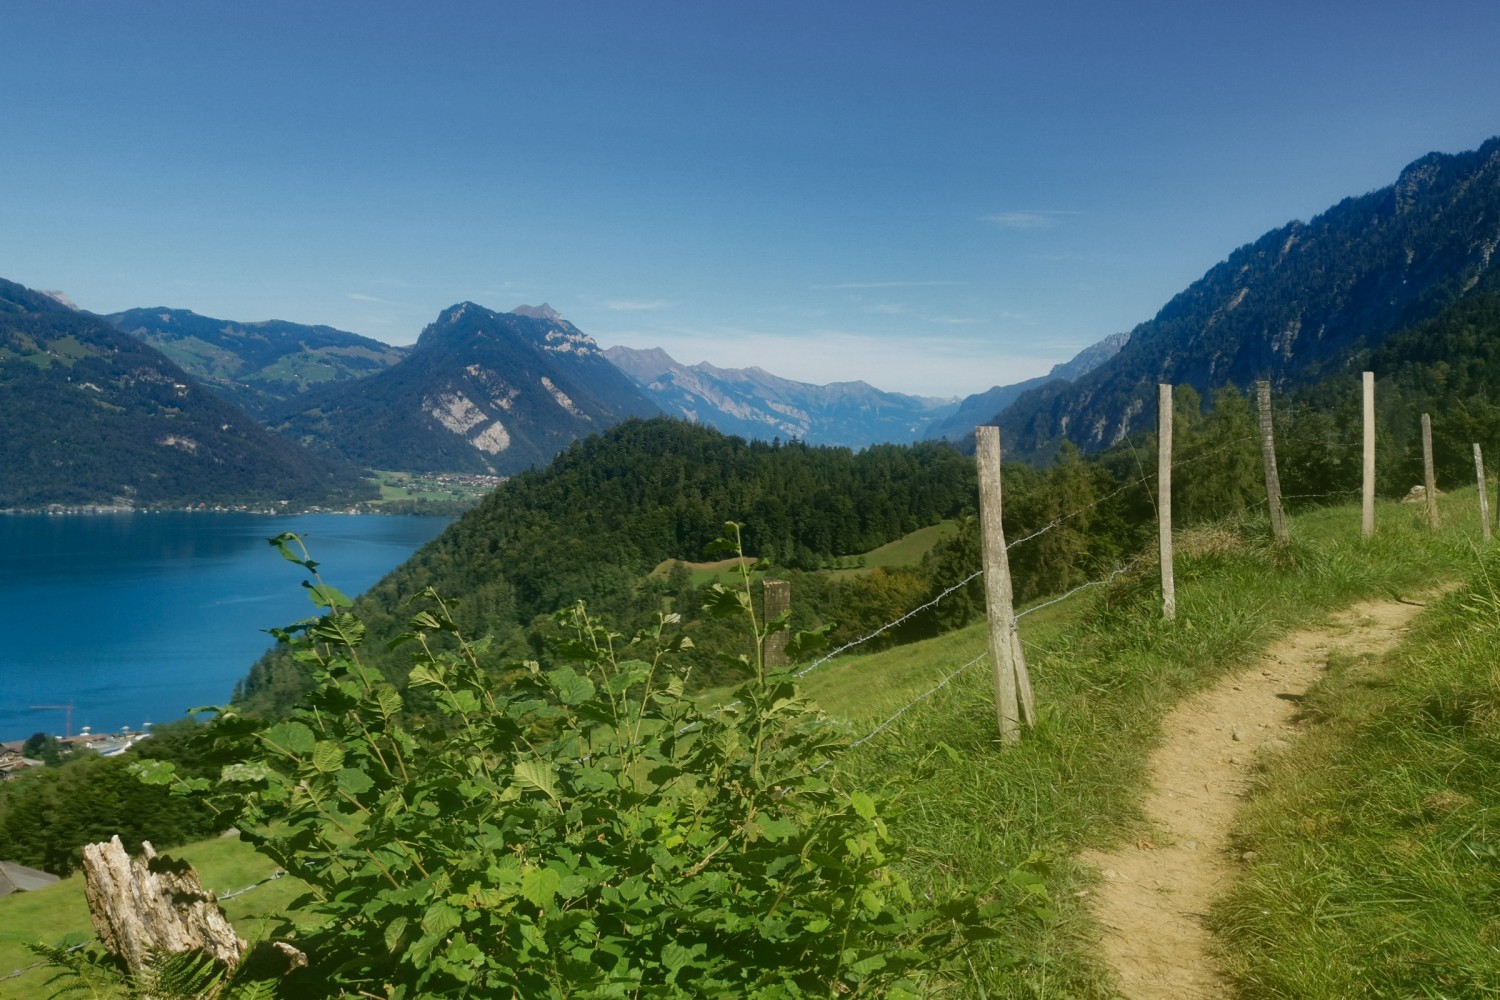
<box><xmin>981</xmin><ymin>210</ymin><xmax>1076</xmax><ymax>230</ymax></box>
<box><xmin>810</xmin><ymin>280</ymin><xmax>967</xmax><ymax>290</ymax></box>
<box><xmin>603</xmin><ymin>298</ymin><xmax>675</xmax><ymax>312</ymax></box>
<box><xmin>346</xmin><ymin>292</ymin><xmax>399</xmax><ymax>304</ymax></box>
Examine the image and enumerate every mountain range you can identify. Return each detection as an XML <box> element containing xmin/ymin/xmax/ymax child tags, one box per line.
<box><xmin>994</xmin><ymin>137</ymin><xmax>1500</xmax><ymax>461</ymax></box>
<box><xmin>0</xmin><ymin>279</ymin><xmax>371</xmax><ymax>509</ymax></box>
<box><xmin>604</xmin><ymin>345</ymin><xmax>957</xmax><ymax>447</ymax></box>
<box><xmin>105</xmin><ymin>308</ymin><xmax>408</xmax><ymax>418</ymax></box>
<box><xmin>268</xmin><ymin>301</ymin><xmax>661</xmax><ymax>475</ymax></box>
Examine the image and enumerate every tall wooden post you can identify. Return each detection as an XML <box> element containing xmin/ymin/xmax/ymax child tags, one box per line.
<box><xmin>1421</xmin><ymin>413</ymin><xmax>1439</xmax><ymax>530</ymax></box>
<box><xmin>1362</xmin><ymin>372</ymin><xmax>1376</xmax><ymax>538</ymax></box>
<box><xmin>975</xmin><ymin>425</ymin><xmax>1022</xmax><ymax>744</ymax></box>
<box><xmin>1256</xmin><ymin>380</ymin><xmax>1289</xmax><ymax>544</ymax></box>
<box><xmin>762</xmin><ymin>579</ymin><xmax>791</xmax><ymax>669</ymax></box>
<box><xmin>1475</xmin><ymin>444</ymin><xmax>1492</xmax><ymax>542</ymax></box>
<box><xmin>1158</xmin><ymin>384</ymin><xmax>1176</xmax><ymax>621</ymax></box>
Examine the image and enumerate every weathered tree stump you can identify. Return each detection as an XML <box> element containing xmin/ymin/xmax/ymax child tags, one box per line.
<box><xmin>80</xmin><ymin>836</ymin><xmax>244</xmax><ymax>975</ymax></box>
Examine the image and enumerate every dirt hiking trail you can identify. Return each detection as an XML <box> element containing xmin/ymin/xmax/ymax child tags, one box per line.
<box><xmin>1084</xmin><ymin>595</ymin><xmax>1434</xmax><ymax>999</ymax></box>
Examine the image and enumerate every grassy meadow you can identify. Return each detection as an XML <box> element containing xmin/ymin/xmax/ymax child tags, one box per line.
<box><xmin>3</xmin><ymin>491</ymin><xmax>1497</xmax><ymax>998</ymax></box>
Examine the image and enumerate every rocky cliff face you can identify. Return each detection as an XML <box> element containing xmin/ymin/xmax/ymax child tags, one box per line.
<box><xmin>272</xmin><ymin>302</ymin><xmax>660</xmax><ymax>474</ymax></box>
<box><xmin>998</xmin><ymin>137</ymin><xmax>1500</xmax><ymax>461</ymax></box>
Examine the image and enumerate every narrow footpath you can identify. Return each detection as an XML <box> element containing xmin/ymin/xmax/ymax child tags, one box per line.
<box><xmin>1084</xmin><ymin>595</ymin><xmax>1432</xmax><ymax>999</ymax></box>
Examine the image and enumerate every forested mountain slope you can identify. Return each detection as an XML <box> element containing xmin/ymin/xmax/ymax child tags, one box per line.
<box><xmin>999</xmin><ymin>137</ymin><xmax>1500</xmax><ymax>460</ymax></box>
<box><xmin>0</xmin><ymin>278</ymin><xmax>374</xmax><ymax>508</ymax></box>
<box><xmin>236</xmin><ymin>417</ymin><xmax>978</xmax><ymax>715</ymax></box>
<box><xmin>107</xmin><ymin>307</ymin><xmax>407</xmax><ymax>418</ymax></box>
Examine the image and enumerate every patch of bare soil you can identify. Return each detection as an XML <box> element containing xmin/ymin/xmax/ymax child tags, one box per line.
<box><xmin>1084</xmin><ymin>596</ymin><xmax>1432</xmax><ymax>999</ymax></box>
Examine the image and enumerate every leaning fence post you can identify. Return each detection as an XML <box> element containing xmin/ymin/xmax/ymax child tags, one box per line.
<box><xmin>762</xmin><ymin>579</ymin><xmax>791</xmax><ymax>669</ymax></box>
<box><xmin>1256</xmin><ymin>380</ymin><xmax>1289</xmax><ymax>544</ymax></box>
<box><xmin>1421</xmin><ymin>413</ymin><xmax>1439</xmax><ymax>530</ymax></box>
<box><xmin>1476</xmin><ymin>444</ymin><xmax>1492</xmax><ymax>542</ymax></box>
<box><xmin>975</xmin><ymin>425</ymin><xmax>1022</xmax><ymax>744</ymax></box>
<box><xmin>1363</xmin><ymin>372</ymin><xmax>1376</xmax><ymax>538</ymax></box>
<box><xmin>1158</xmin><ymin>384</ymin><xmax>1176</xmax><ymax>621</ymax></box>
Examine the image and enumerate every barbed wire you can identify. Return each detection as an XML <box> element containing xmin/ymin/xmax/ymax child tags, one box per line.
<box><xmin>794</xmin><ymin>568</ymin><xmax>983</xmax><ymax>678</ymax></box>
<box><xmin>2</xmin><ymin>943</ymin><xmax>87</xmax><ymax>983</ymax></box>
<box><xmin>844</xmin><ymin>650</ymin><xmax>989</xmax><ymax>752</ymax></box>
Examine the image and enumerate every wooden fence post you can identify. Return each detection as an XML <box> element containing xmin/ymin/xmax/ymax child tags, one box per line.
<box><xmin>762</xmin><ymin>579</ymin><xmax>791</xmax><ymax>669</ymax></box>
<box><xmin>1256</xmin><ymin>380</ymin><xmax>1289</xmax><ymax>544</ymax></box>
<box><xmin>1476</xmin><ymin>444</ymin><xmax>1492</xmax><ymax>542</ymax></box>
<box><xmin>81</xmin><ymin>836</ymin><xmax>244</xmax><ymax>977</ymax></box>
<box><xmin>1421</xmin><ymin>413</ymin><xmax>1439</xmax><ymax>530</ymax></box>
<box><xmin>1363</xmin><ymin>371</ymin><xmax>1376</xmax><ymax>538</ymax></box>
<box><xmin>1158</xmin><ymin>384</ymin><xmax>1176</xmax><ymax>621</ymax></box>
<box><xmin>975</xmin><ymin>425</ymin><xmax>1028</xmax><ymax>744</ymax></box>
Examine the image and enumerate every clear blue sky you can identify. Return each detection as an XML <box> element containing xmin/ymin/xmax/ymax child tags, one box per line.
<box><xmin>4</xmin><ymin>1</ymin><xmax>1499</xmax><ymax>397</ymax></box>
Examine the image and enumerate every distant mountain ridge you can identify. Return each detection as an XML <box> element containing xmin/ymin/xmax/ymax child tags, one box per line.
<box><xmin>0</xmin><ymin>277</ymin><xmax>372</xmax><ymax>508</ymax></box>
<box><xmin>921</xmin><ymin>332</ymin><xmax>1129</xmax><ymax>442</ymax></box>
<box><xmin>107</xmin><ymin>307</ymin><xmax>407</xmax><ymax>417</ymax></box>
<box><xmin>272</xmin><ymin>302</ymin><xmax>661</xmax><ymax>474</ymax></box>
<box><xmin>604</xmin><ymin>345</ymin><xmax>957</xmax><ymax>448</ymax></box>
<box><xmin>999</xmin><ymin>136</ymin><xmax>1500</xmax><ymax>460</ymax></box>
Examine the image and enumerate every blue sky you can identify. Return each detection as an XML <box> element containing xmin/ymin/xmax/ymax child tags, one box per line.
<box><xmin>4</xmin><ymin>1</ymin><xmax>1500</xmax><ymax>397</ymax></box>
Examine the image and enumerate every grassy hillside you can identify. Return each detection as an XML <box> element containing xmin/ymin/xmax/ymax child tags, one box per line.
<box><xmin>3</xmin><ymin>491</ymin><xmax>1495</xmax><ymax>997</ymax></box>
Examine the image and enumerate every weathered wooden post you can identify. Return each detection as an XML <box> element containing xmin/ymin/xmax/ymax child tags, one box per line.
<box><xmin>1158</xmin><ymin>384</ymin><xmax>1176</xmax><ymax>621</ymax></box>
<box><xmin>1363</xmin><ymin>372</ymin><xmax>1376</xmax><ymax>538</ymax></box>
<box><xmin>1256</xmin><ymin>380</ymin><xmax>1288</xmax><ymax>544</ymax></box>
<box><xmin>975</xmin><ymin>425</ymin><xmax>1031</xmax><ymax>744</ymax></box>
<box><xmin>762</xmin><ymin>579</ymin><xmax>791</xmax><ymax>669</ymax></box>
<box><xmin>1476</xmin><ymin>444</ymin><xmax>1492</xmax><ymax>542</ymax></box>
<box><xmin>1421</xmin><ymin>413</ymin><xmax>1439</xmax><ymax>530</ymax></box>
<box><xmin>81</xmin><ymin>837</ymin><xmax>244</xmax><ymax>979</ymax></box>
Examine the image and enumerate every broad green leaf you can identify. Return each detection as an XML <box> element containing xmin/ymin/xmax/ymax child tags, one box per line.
<box><xmin>754</xmin><ymin>814</ymin><xmax>799</xmax><ymax>842</ymax></box>
<box><xmin>130</xmin><ymin>759</ymin><xmax>176</xmax><ymax>785</ymax></box>
<box><xmin>384</xmin><ymin>915</ymin><xmax>408</xmax><ymax>953</ymax></box>
<box><xmin>336</xmin><ymin>767</ymin><xmax>374</xmax><ymax>795</ymax></box>
<box><xmin>546</xmin><ymin>665</ymin><xmax>595</xmax><ymax>705</ymax></box>
<box><xmin>264</xmin><ymin>720</ymin><xmax>316</xmax><ymax>755</ymax></box>
<box><xmin>850</xmin><ymin>790</ymin><xmax>877</xmax><ymax>821</ymax></box>
<box><xmin>421</xmin><ymin>901</ymin><xmax>462</xmax><ymax>936</ymax></box>
<box><xmin>375</xmin><ymin>686</ymin><xmax>404</xmax><ymax>718</ymax></box>
<box><xmin>407</xmin><ymin>663</ymin><xmax>443</xmax><ymax>687</ymax></box>
<box><xmin>303</xmin><ymin>580</ymin><xmax>352</xmax><ymax>609</ymax></box>
<box><xmin>521</xmin><ymin>867</ymin><xmax>560</xmax><ymax>910</ymax></box>
<box><xmin>312</xmin><ymin>740</ymin><xmax>345</xmax><ymax>773</ymax></box>
<box><xmin>702</xmin><ymin>583</ymin><xmax>751</xmax><ymax>619</ymax></box>
<box><xmin>513</xmin><ymin>759</ymin><xmax>560</xmax><ymax>804</ymax></box>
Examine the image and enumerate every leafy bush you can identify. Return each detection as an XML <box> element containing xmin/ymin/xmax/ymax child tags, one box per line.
<box><xmin>136</xmin><ymin>528</ymin><xmax>1029</xmax><ymax>998</ymax></box>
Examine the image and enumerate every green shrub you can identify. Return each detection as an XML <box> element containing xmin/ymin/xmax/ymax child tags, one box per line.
<box><xmin>132</xmin><ymin>528</ymin><xmax>1039</xmax><ymax>998</ymax></box>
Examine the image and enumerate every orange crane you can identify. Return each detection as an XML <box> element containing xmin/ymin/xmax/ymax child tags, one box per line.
<box><xmin>29</xmin><ymin>704</ymin><xmax>75</xmax><ymax>739</ymax></box>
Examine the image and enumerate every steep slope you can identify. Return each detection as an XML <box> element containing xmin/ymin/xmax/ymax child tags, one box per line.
<box><xmin>604</xmin><ymin>345</ymin><xmax>957</xmax><ymax>447</ymax></box>
<box><xmin>922</xmin><ymin>331</ymin><xmax>1129</xmax><ymax>442</ymax></box>
<box><xmin>1000</xmin><ymin>137</ymin><xmax>1500</xmax><ymax>460</ymax></box>
<box><xmin>107</xmin><ymin>307</ymin><xmax>407</xmax><ymax>417</ymax></box>
<box><xmin>0</xmin><ymin>278</ymin><xmax>374</xmax><ymax>508</ymax></box>
<box><xmin>273</xmin><ymin>302</ymin><xmax>661</xmax><ymax>474</ymax></box>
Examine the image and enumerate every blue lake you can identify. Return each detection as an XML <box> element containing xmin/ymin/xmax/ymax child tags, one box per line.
<box><xmin>0</xmin><ymin>512</ymin><xmax>453</xmax><ymax>742</ymax></box>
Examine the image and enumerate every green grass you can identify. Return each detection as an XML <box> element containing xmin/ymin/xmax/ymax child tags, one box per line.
<box><xmin>1208</xmin><ymin>554</ymin><xmax>1500</xmax><ymax>998</ymax></box>
<box><xmin>825</xmin><ymin>493</ymin><xmax>1484</xmax><ymax>998</ymax></box>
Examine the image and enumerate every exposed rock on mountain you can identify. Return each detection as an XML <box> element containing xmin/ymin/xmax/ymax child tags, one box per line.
<box><xmin>107</xmin><ymin>308</ymin><xmax>407</xmax><ymax>417</ymax></box>
<box><xmin>0</xmin><ymin>277</ymin><xmax>373</xmax><ymax>508</ymax></box>
<box><xmin>272</xmin><ymin>302</ymin><xmax>660</xmax><ymax>474</ymax></box>
<box><xmin>999</xmin><ymin>137</ymin><xmax>1500</xmax><ymax>461</ymax></box>
<box><xmin>604</xmin><ymin>345</ymin><xmax>956</xmax><ymax>448</ymax></box>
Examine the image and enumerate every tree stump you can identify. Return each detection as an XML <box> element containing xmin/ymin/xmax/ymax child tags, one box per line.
<box><xmin>80</xmin><ymin>836</ymin><xmax>244</xmax><ymax>975</ymax></box>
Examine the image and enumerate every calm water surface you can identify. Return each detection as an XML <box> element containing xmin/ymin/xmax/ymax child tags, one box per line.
<box><xmin>0</xmin><ymin>512</ymin><xmax>452</xmax><ymax>741</ymax></box>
